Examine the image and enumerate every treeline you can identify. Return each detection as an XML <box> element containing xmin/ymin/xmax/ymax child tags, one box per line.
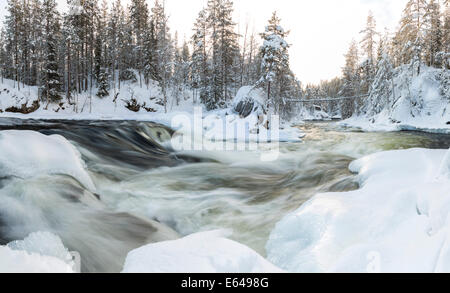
<box><xmin>0</xmin><ymin>0</ymin><xmax>300</xmax><ymax>116</ymax></box>
<box><xmin>302</xmin><ymin>0</ymin><xmax>449</xmax><ymax>118</ymax></box>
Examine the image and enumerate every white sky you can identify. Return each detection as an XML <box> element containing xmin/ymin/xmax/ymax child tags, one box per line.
<box><xmin>0</xmin><ymin>0</ymin><xmax>409</xmax><ymax>84</ymax></box>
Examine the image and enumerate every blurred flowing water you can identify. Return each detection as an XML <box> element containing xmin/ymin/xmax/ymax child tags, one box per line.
<box><xmin>0</xmin><ymin>118</ymin><xmax>449</xmax><ymax>272</ymax></box>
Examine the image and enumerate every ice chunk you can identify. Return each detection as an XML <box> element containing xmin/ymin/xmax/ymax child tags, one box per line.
<box><xmin>0</xmin><ymin>130</ymin><xmax>95</xmax><ymax>191</ymax></box>
<box><xmin>7</xmin><ymin>232</ymin><xmax>74</xmax><ymax>266</ymax></box>
<box><xmin>1</xmin><ymin>232</ymin><xmax>74</xmax><ymax>273</ymax></box>
<box><xmin>122</xmin><ymin>230</ymin><xmax>284</xmax><ymax>273</ymax></box>
<box><xmin>0</xmin><ymin>246</ymin><xmax>74</xmax><ymax>273</ymax></box>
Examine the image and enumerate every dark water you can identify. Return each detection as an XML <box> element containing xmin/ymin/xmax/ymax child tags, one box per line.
<box><xmin>0</xmin><ymin>118</ymin><xmax>449</xmax><ymax>272</ymax></box>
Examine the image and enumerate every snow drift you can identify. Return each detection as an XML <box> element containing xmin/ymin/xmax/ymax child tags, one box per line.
<box><xmin>0</xmin><ymin>130</ymin><xmax>95</xmax><ymax>191</ymax></box>
<box><xmin>267</xmin><ymin>148</ymin><xmax>450</xmax><ymax>273</ymax></box>
<box><xmin>122</xmin><ymin>230</ymin><xmax>284</xmax><ymax>273</ymax></box>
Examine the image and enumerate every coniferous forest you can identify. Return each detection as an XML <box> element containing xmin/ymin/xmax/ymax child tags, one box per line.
<box><xmin>0</xmin><ymin>0</ymin><xmax>448</xmax><ymax>120</ymax></box>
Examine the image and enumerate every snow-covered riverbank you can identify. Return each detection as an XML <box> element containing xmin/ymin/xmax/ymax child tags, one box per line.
<box><xmin>267</xmin><ymin>147</ymin><xmax>450</xmax><ymax>273</ymax></box>
<box><xmin>339</xmin><ymin>65</ymin><xmax>450</xmax><ymax>134</ymax></box>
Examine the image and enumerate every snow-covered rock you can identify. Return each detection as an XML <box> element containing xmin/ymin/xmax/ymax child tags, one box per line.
<box><xmin>267</xmin><ymin>148</ymin><xmax>450</xmax><ymax>273</ymax></box>
<box><xmin>232</xmin><ymin>86</ymin><xmax>267</xmax><ymax>118</ymax></box>
<box><xmin>1</xmin><ymin>232</ymin><xmax>75</xmax><ymax>273</ymax></box>
<box><xmin>122</xmin><ymin>230</ymin><xmax>284</xmax><ymax>273</ymax></box>
<box><xmin>0</xmin><ymin>130</ymin><xmax>96</xmax><ymax>191</ymax></box>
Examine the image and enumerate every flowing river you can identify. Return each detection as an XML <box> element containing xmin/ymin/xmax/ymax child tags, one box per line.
<box><xmin>0</xmin><ymin>118</ymin><xmax>449</xmax><ymax>272</ymax></box>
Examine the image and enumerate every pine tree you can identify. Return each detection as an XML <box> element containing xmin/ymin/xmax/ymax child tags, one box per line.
<box><xmin>395</xmin><ymin>0</ymin><xmax>428</xmax><ymax>74</ymax></box>
<box><xmin>202</xmin><ymin>0</ymin><xmax>240</xmax><ymax>109</ymax></box>
<box><xmin>442</xmin><ymin>4</ymin><xmax>450</xmax><ymax>68</ymax></box>
<box><xmin>129</xmin><ymin>0</ymin><xmax>149</xmax><ymax>87</ymax></box>
<box><xmin>0</xmin><ymin>30</ymin><xmax>7</xmax><ymax>84</ymax></box>
<box><xmin>367</xmin><ymin>53</ymin><xmax>395</xmax><ymax>116</ymax></box>
<box><xmin>424</xmin><ymin>0</ymin><xmax>442</xmax><ymax>67</ymax></box>
<box><xmin>5</xmin><ymin>0</ymin><xmax>23</xmax><ymax>89</ymax></box>
<box><xmin>107</xmin><ymin>0</ymin><xmax>126</xmax><ymax>90</ymax></box>
<box><xmin>42</xmin><ymin>0</ymin><xmax>62</xmax><ymax>103</ymax></box>
<box><xmin>143</xmin><ymin>19</ymin><xmax>159</xmax><ymax>84</ymax></box>
<box><xmin>359</xmin><ymin>11</ymin><xmax>378</xmax><ymax>94</ymax></box>
<box><xmin>340</xmin><ymin>40</ymin><xmax>360</xmax><ymax>117</ymax></box>
<box><xmin>30</xmin><ymin>0</ymin><xmax>43</xmax><ymax>87</ymax></box>
<box><xmin>360</xmin><ymin>11</ymin><xmax>378</xmax><ymax>65</ymax></box>
<box><xmin>191</xmin><ymin>8</ymin><xmax>209</xmax><ymax>105</ymax></box>
<box><xmin>94</xmin><ymin>33</ymin><xmax>102</xmax><ymax>83</ymax></box>
<box><xmin>216</xmin><ymin>0</ymin><xmax>240</xmax><ymax>105</ymax></box>
<box><xmin>151</xmin><ymin>0</ymin><xmax>173</xmax><ymax>113</ymax></box>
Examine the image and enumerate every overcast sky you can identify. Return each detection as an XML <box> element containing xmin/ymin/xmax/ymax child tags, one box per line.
<box><xmin>0</xmin><ymin>0</ymin><xmax>409</xmax><ymax>84</ymax></box>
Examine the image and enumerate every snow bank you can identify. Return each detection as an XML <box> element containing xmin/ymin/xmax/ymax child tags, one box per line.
<box><xmin>341</xmin><ymin>66</ymin><xmax>450</xmax><ymax>134</ymax></box>
<box><xmin>122</xmin><ymin>230</ymin><xmax>284</xmax><ymax>273</ymax></box>
<box><xmin>0</xmin><ymin>77</ymin><xmax>195</xmax><ymax>122</ymax></box>
<box><xmin>267</xmin><ymin>148</ymin><xmax>450</xmax><ymax>273</ymax></box>
<box><xmin>0</xmin><ymin>79</ymin><xmax>40</xmax><ymax>111</ymax></box>
<box><xmin>1</xmin><ymin>232</ymin><xmax>74</xmax><ymax>273</ymax></box>
<box><xmin>0</xmin><ymin>130</ymin><xmax>95</xmax><ymax>191</ymax></box>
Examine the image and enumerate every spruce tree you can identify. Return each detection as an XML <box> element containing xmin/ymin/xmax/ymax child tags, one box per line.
<box><xmin>42</xmin><ymin>0</ymin><xmax>62</xmax><ymax>103</ymax></box>
<box><xmin>191</xmin><ymin>8</ymin><xmax>209</xmax><ymax>105</ymax></box>
<box><xmin>259</xmin><ymin>11</ymin><xmax>292</xmax><ymax>114</ymax></box>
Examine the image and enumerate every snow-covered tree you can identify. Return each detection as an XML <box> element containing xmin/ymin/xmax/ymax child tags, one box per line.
<box><xmin>202</xmin><ymin>0</ymin><xmax>240</xmax><ymax>109</ymax></box>
<box><xmin>340</xmin><ymin>40</ymin><xmax>360</xmax><ymax>117</ymax></box>
<box><xmin>442</xmin><ymin>4</ymin><xmax>450</xmax><ymax>68</ymax></box>
<box><xmin>143</xmin><ymin>19</ymin><xmax>158</xmax><ymax>84</ymax></box>
<box><xmin>259</xmin><ymin>11</ymin><xmax>292</xmax><ymax>114</ymax></box>
<box><xmin>41</xmin><ymin>0</ymin><xmax>62</xmax><ymax>103</ymax></box>
<box><xmin>29</xmin><ymin>0</ymin><xmax>43</xmax><ymax>87</ymax></box>
<box><xmin>360</xmin><ymin>11</ymin><xmax>378</xmax><ymax>65</ymax></box>
<box><xmin>395</xmin><ymin>0</ymin><xmax>428</xmax><ymax>74</ymax></box>
<box><xmin>424</xmin><ymin>0</ymin><xmax>442</xmax><ymax>67</ymax></box>
<box><xmin>367</xmin><ymin>53</ymin><xmax>395</xmax><ymax>116</ymax></box>
<box><xmin>191</xmin><ymin>8</ymin><xmax>209</xmax><ymax>105</ymax></box>
<box><xmin>152</xmin><ymin>0</ymin><xmax>173</xmax><ymax>112</ymax></box>
<box><xmin>341</xmin><ymin>40</ymin><xmax>360</xmax><ymax>97</ymax></box>
<box><xmin>4</xmin><ymin>0</ymin><xmax>23</xmax><ymax>89</ymax></box>
<box><xmin>359</xmin><ymin>11</ymin><xmax>378</xmax><ymax>94</ymax></box>
<box><xmin>96</xmin><ymin>69</ymin><xmax>109</xmax><ymax>98</ymax></box>
<box><xmin>129</xmin><ymin>0</ymin><xmax>149</xmax><ymax>87</ymax></box>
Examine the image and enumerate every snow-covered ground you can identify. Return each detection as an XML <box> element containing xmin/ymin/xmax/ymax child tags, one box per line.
<box><xmin>0</xmin><ymin>78</ymin><xmax>196</xmax><ymax>122</ymax></box>
<box><xmin>122</xmin><ymin>230</ymin><xmax>283</xmax><ymax>273</ymax></box>
<box><xmin>267</xmin><ymin>148</ymin><xmax>450</xmax><ymax>273</ymax></box>
<box><xmin>340</xmin><ymin>66</ymin><xmax>450</xmax><ymax>134</ymax></box>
